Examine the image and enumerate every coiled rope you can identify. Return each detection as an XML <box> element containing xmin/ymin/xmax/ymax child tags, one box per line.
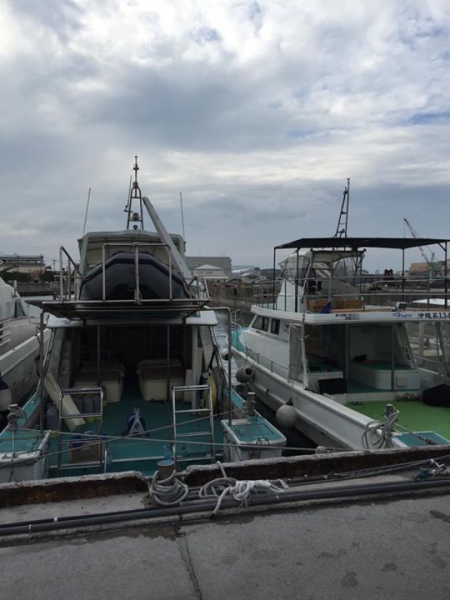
<box><xmin>149</xmin><ymin>469</ymin><xmax>189</xmax><ymax>506</ymax></box>
<box><xmin>362</xmin><ymin>407</ymin><xmax>400</xmax><ymax>449</ymax></box>
<box><xmin>199</xmin><ymin>476</ymin><xmax>289</xmax><ymax>516</ymax></box>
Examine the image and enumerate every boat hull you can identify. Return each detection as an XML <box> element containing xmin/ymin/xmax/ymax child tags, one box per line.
<box><xmin>0</xmin><ymin>328</ymin><xmax>51</xmax><ymax>411</ymax></box>
<box><xmin>232</xmin><ymin>347</ymin><xmax>391</xmax><ymax>450</ymax></box>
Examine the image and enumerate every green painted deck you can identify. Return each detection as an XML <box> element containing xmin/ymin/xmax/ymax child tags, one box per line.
<box><xmin>349</xmin><ymin>399</ymin><xmax>450</xmax><ymax>442</ymax></box>
<box><xmin>49</xmin><ymin>376</ymin><xmax>224</xmax><ymax>477</ymax></box>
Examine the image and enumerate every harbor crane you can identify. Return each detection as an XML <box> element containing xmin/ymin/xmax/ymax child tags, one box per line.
<box><xmin>403</xmin><ymin>218</ymin><xmax>441</xmax><ymax>277</ymax></box>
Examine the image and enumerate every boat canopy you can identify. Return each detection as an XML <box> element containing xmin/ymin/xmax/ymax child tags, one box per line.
<box><xmin>275</xmin><ymin>237</ymin><xmax>450</xmax><ymax>251</ymax></box>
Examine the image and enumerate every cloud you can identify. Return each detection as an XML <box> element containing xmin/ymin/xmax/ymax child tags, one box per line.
<box><xmin>1</xmin><ymin>0</ymin><xmax>450</xmax><ymax>273</ymax></box>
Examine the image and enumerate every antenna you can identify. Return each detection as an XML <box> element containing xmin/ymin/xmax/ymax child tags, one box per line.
<box><xmin>334</xmin><ymin>178</ymin><xmax>350</xmax><ymax>237</ymax></box>
<box><xmin>125</xmin><ymin>156</ymin><xmax>144</xmax><ymax>230</ymax></box>
<box><xmin>124</xmin><ymin>175</ymin><xmax>132</xmax><ymax>212</ymax></box>
<box><xmin>82</xmin><ymin>188</ymin><xmax>91</xmax><ymax>237</ymax></box>
<box><xmin>180</xmin><ymin>192</ymin><xmax>186</xmax><ymax>241</ymax></box>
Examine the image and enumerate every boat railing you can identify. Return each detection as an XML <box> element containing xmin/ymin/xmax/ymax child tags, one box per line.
<box><xmin>171</xmin><ymin>384</ymin><xmax>215</xmax><ymax>465</ymax></box>
<box><xmin>243</xmin><ymin>345</ymin><xmax>289</xmax><ymax>379</ymax></box>
<box><xmin>55</xmin><ymin>242</ymin><xmax>211</xmax><ymax>310</ymax></box>
<box><xmin>58</xmin><ymin>247</ymin><xmax>82</xmax><ymax>301</ymax></box>
<box><xmin>252</xmin><ymin>273</ymin><xmax>450</xmax><ymax>312</ymax></box>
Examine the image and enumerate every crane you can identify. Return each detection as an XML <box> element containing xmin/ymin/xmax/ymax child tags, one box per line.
<box><xmin>403</xmin><ymin>218</ymin><xmax>441</xmax><ymax>277</ymax></box>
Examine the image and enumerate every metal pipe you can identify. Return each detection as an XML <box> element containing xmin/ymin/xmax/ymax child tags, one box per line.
<box><xmin>273</xmin><ymin>248</ymin><xmax>276</xmax><ymax>310</ymax></box>
<box><xmin>134</xmin><ymin>244</ymin><xmax>140</xmax><ymax>302</ymax></box>
<box><xmin>1</xmin><ymin>476</ymin><xmax>450</xmax><ymax>537</ymax></box>
<box><xmin>39</xmin><ymin>311</ymin><xmax>45</xmax><ymax>434</ymax></box>
<box><xmin>102</xmin><ymin>244</ymin><xmax>106</xmax><ymax>301</ymax></box>
<box><xmin>59</xmin><ymin>247</ymin><xmax>64</xmax><ymax>300</ymax></box>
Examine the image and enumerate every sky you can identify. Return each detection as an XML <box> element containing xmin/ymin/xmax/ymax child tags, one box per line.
<box><xmin>1</xmin><ymin>0</ymin><xmax>450</xmax><ymax>272</ymax></box>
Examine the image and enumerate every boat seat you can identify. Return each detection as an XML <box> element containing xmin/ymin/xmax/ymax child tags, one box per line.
<box><xmin>74</xmin><ymin>370</ymin><xmax>123</xmax><ymax>404</ymax></box>
<box><xmin>136</xmin><ymin>359</ymin><xmax>184</xmax><ymax>401</ymax></box>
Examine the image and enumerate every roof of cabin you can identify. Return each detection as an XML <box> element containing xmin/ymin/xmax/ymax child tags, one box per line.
<box><xmin>275</xmin><ymin>237</ymin><xmax>450</xmax><ymax>251</ymax></box>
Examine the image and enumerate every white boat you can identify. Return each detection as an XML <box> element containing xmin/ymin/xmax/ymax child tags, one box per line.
<box><xmin>0</xmin><ymin>278</ymin><xmax>49</xmax><ymax>423</ymax></box>
<box><xmin>231</xmin><ymin>235</ymin><xmax>450</xmax><ymax>451</ymax></box>
<box><xmin>0</xmin><ymin>160</ymin><xmax>285</xmax><ymax>483</ymax></box>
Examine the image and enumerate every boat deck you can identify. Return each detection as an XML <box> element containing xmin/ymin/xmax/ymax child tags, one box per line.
<box><xmin>349</xmin><ymin>399</ymin><xmax>450</xmax><ymax>445</ymax></box>
<box><xmin>49</xmin><ymin>376</ymin><xmax>224</xmax><ymax>477</ymax></box>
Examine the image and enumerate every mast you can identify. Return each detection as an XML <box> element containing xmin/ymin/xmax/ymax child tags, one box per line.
<box><xmin>124</xmin><ymin>156</ymin><xmax>144</xmax><ymax>230</ymax></box>
<box><xmin>335</xmin><ymin>178</ymin><xmax>350</xmax><ymax>238</ymax></box>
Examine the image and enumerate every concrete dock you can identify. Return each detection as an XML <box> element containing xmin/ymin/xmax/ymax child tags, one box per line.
<box><xmin>1</xmin><ymin>474</ymin><xmax>449</xmax><ymax>599</ymax></box>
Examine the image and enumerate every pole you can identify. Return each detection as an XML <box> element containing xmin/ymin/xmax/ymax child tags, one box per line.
<box><xmin>82</xmin><ymin>188</ymin><xmax>91</xmax><ymax>237</ymax></box>
<box><xmin>39</xmin><ymin>311</ymin><xmax>45</xmax><ymax>434</ymax></box>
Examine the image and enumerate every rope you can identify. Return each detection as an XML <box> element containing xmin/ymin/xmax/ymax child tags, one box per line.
<box><xmin>149</xmin><ymin>469</ymin><xmax>189</xmax><ymax>506</ymax></box>
<box><xmin>362</xmin><ymin>408</ymin><xmax>400</xmax><ymax>449</ymax></box>
<box><xmin>199</xmin><ymin>477</ymin><xmax>289</xmax><ymax>516</ymax></box>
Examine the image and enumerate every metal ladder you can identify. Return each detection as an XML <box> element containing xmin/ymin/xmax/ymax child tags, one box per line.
<box><xmin>56</xmin><ymin>386</ymin><xmax>105</xmax><ymax>476</ymax></box>
<box><xmin>171</xmin><ymin>384</ymin><xmax>215</xmax><ymax>465</ymax></box>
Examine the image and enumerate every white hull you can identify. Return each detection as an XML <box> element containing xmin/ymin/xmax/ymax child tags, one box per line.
<box><xmin>233</xmin><ymin>348</ymin><xmax>406</xmax><ymax>450</ymax></box>
<box><xmin>0</xmin><ymin>329</ymin><xmax>50</xmax><ymax>409</ymax></box>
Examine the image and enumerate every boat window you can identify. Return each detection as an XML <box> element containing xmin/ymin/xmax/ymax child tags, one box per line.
<box><xmin>253</xmin><ymin>316</ymin><xmax>269</xmax><ymax>331</ymax></box>
<box><xmin>271</xmin><ymin>319</ymin><xmax>280</xmax><ymax>335</ymax></box>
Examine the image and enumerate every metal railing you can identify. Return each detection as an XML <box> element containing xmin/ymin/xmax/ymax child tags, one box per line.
<box><xmin>58</xmin><ymin>247</ymin><xmax>82</xmax><ymax>301</ymax></box>
<box><xmin>56</xmin><ymin>241</ymin><xmax>211</xmax><ymax>307</ymax></box>
<box><xmin>171</xmin><ymin>384</ymin><xmax>215</xmax><ymax>465</ymax></box>
<box><xmin>252</xmin><ymin>274</ymin><xmax>450</xmax><ymax>312</ymax></box>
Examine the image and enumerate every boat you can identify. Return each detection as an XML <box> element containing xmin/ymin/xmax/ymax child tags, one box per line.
<box><xmin>231</xmin><ymin>233</ymin><xmax>450</xmax><ymax>451</ymax></box>
<box><xmin>0</xmin><ymin>159</ymin><xmax>285</xmax><ymax>483</ymax></box>
<box><xmin>0</xmin><ymin>278</ymin><xmax>50</xmax><ymax>427</ymax></box>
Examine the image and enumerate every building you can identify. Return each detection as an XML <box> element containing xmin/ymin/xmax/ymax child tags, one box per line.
<box><xmin>192</xmin><ymin>263</ymin><xmax>229</xmax><ymax>282</ymax></box>
<box><xmin>186</xmin><ymin>256</ymin><xmax>232</xmax><ymax>278</ymax></box>
<box><xmin>0</xmin><ymin>254</ymin><xmax>46</xmax><ymax>275</ymax></box>
<box><xmin>409</xmin><ymin>261</ymin><xmax>443</xmax><ymax>278</ymax></box>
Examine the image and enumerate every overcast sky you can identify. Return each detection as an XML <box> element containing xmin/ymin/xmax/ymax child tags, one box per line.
<box><xmin>1</xmin><ymin>0</ymin><xmax>450</xmax><ymax>271</ymax></box>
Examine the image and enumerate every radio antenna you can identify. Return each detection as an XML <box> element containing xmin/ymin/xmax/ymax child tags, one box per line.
<box><xmin>180</xmin><ymin>192</ymin><xmax>186</xmax><ymax>240</ymax></box>
<box><xmin>82</xmin><ymin>187</ymin><xmax>91</xmax><ymax>237</ymax></box>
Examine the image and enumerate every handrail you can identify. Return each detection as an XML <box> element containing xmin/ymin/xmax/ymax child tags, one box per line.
<box><xmin>58</xmin><ymin>247</ymin><xmax>82</xmax><ymax>301</ymax></box>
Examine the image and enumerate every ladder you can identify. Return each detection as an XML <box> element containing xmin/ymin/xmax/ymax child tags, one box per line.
<box><xmin>56</xmin><ymin>386</ymin><xmax>105</xmax><ymax>476</ymax></box>
<box><xmin>171</xmin><ymin>384</ymin><xmax>215</xmax><ymax>465</ymax></box>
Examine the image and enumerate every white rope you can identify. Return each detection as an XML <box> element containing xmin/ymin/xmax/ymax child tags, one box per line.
<box><xmin>149</xmin><ymin>469</ymin><xmax>189</xmax><ymax>506</ymax></box>
<box><xmin>362</xmin><ymin>408</ymin><xmax>400</xmax><ymax>449</ymax></box>
<box><xmin>199</xmin><ymin>477</ymin><xmax>288</xmax><ymax>516</ymax></box>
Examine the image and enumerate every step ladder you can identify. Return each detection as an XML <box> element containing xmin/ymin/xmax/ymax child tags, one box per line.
<box><xmin>56</xmin><ymin>386</ymin><xmax>105</xmax><ymax>476</ymax></box>
<box><xmin>171</xmin><ymin>384</ymin><xmax>215</xmax><ymax>465</ymax></box>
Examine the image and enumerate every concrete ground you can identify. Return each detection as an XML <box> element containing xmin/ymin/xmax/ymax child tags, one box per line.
<box><xmin>1</xmin><ymin>491</ymin><xmax>449</xmax><ymax>600</ymax></box>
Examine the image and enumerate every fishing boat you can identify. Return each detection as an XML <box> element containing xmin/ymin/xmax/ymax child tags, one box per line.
<box><xmin>231</xmin><ymin>234</ymin><xmax>450</xmax><ymax>451</ymax></box>
<box><xmin>0</xmin><ymin>278</ymin><xmax>50</xmax><ymax>427</ymax></box>
<box><xmin>0</xmin><ymin>159</ymin><xmax>285</xmax><ymax>483</ymax></box>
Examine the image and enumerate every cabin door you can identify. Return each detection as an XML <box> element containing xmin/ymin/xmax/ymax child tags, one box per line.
<box><xmin>289</xmin><ymin>324</ymin><xmax>308</xmax><ymax>386</ymax></box>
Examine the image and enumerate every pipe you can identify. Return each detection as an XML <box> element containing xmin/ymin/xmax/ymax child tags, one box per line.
<box><xmin>1</xmin><ymin>476</ymin><xmax>450</xmax><ymax>537</ymax></box>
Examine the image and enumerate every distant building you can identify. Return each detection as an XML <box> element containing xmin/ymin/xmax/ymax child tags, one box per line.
<box><xmin>409</xmin><ymin>261</ymin><xmax>443</xmax><ymax>277</ymax></box>
<box><xmin>186</xmin><ymin>256</ymin><xmax>232</xmax><ymax>277</ymax></box>
<box><xmin>192</xmin><ymin>264</ymin><xmax>229</xmax><ymax>282</ymax></box>
<box><xmin>0</xmin><ymin>254</ymin><xmax>45</xmax><ymax>275</ymax></box>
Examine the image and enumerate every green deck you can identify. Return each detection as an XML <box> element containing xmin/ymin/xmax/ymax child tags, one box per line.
<box><xmin>48</xmin><ymin>377</ymin><xmax>225</xmax><ymax>477</ymax></box>
<box><xmin>350</xmin><ymin>399</ymin><xmax>450</xmax><ymax>443</ymax></box>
